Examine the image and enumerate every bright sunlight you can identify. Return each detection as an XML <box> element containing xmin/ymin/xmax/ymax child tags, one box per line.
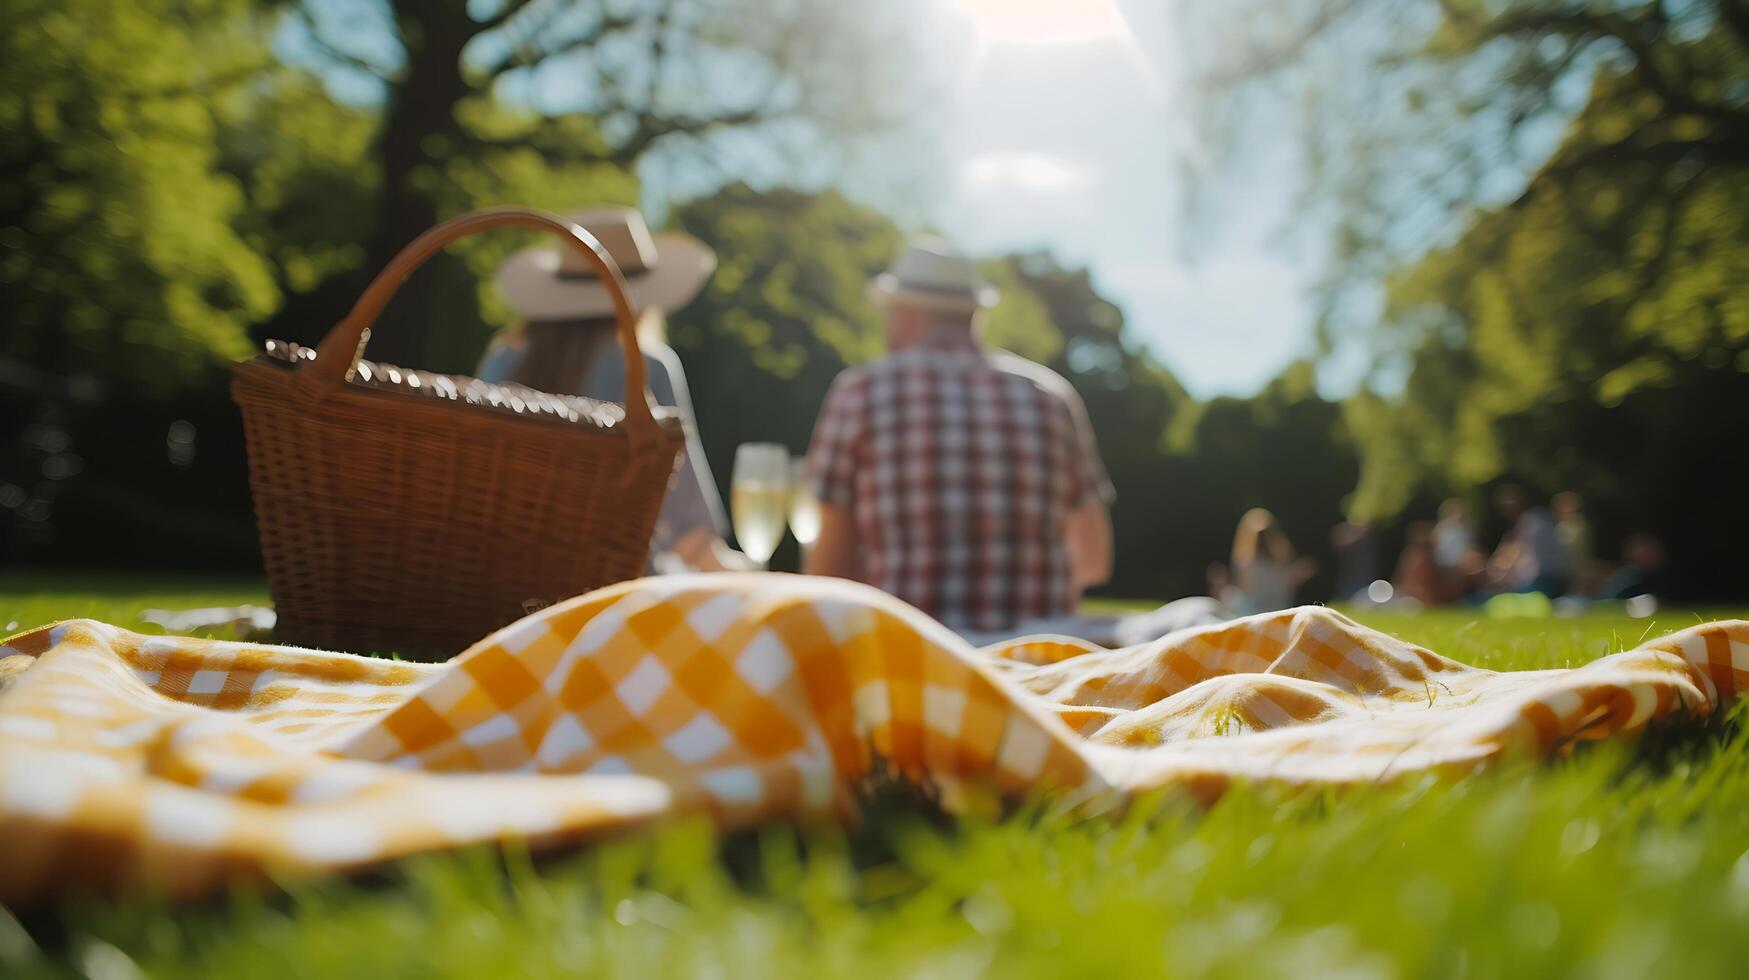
<box><xmin>956</xmin><ymin>0</ymin><xmax>1134</xmax><ymax>47</ymax></box>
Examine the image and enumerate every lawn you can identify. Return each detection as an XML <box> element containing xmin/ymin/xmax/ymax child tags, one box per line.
<box><xmin>4</xmin><ymin>577</ymin><xmax>1749</xmax><ymax>978</ymax></box>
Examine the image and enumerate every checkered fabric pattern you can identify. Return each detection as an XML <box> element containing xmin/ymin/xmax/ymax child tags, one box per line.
<box><xmin>807</xmin><ymin>335</ymin><xmax>1113</xmax><ymax>632</ymax></box>
<box><xmin>1</xmin><ymin>573</ymin><xmax>1745</xmax><ymax>904</ymax></box>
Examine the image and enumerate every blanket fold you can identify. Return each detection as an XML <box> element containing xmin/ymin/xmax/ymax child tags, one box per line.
<box><xmin>2</xmin><ymin>574</ymin><xmax>1743</xmax><ymax>903</ymax></box>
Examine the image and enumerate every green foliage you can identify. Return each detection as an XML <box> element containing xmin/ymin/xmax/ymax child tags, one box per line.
<box><xmin>0</xmin><ymin>0</ymin><xmax>281</xmax><ymax>393</ymax></box>
<box><xmin>1344</xmin><ymin>31</ymin><xmax>1749</xmax><ymax>595</ymax></box>
<box><xmin>978</xmin><ymin>258</ymin><xmax>1063</xmax><ymax>364</ymax></box>
<box><xmin>215</xmin><ymin>85</ymin><xmax>640</xmax><ymax>372</ymax></box>
<box><xmin>421</xmin><ymin>103</ymin><xmax>640</xmax><ymax>372</ymax></box>
<box><xmin>216</xmin><ymin>74</ymin><xmax>379</xmax><ymax>301</ymax></box>
<box><xmin>666</xmin><ymin>184</ymin><xmax>901</xmax><ymax>483</ymax></box>
<box><xmin>279</xmin><ymin>0</ymin><xmax>916</xmax><ymax>368</ymax></box>
<box><xmin>1157</xmin><ymin>361</ymin><xmax>1358</xmax><ymax>600</ymax></box>
<box><xmin>1182</xmin><ymin>1</ymin><xmax>1749</xmax><ymax>597</ymax></box>
<box><xmin>990</xmin><ymin>253</ymin><xmax>1190</xmax><ymax>450</ymax></box>
<box><xmin>14</xmin><ymin>0</ymin><xmax>1740</xmax><ymax>602</ymax></box>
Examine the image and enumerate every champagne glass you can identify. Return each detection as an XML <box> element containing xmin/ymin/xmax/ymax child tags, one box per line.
<box><xmin>788</xmin><ymin>456</ymin><xmax>821</xmax><ymax>560</ymax></box>
<box><xmin>731</xmin><ymin>443</ymin><xmax>791</xmax><ymax>570</ymax></box>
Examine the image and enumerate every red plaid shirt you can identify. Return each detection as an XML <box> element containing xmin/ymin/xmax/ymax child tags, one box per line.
<box><xmin>805</xmin><ymin>330</ymin><xmax>1114</xmax><ymax>632</ymax></box>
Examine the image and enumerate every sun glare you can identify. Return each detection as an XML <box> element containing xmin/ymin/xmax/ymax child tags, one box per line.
<box><xmin>958</xmin><ymin>0</ymin><xmax>1133</xmax><ymax>47</ymax></box>
<box><xmin>962</xmin><ymin>151</ymin><xmax>1092</xmax><ymax>195</ymax></box>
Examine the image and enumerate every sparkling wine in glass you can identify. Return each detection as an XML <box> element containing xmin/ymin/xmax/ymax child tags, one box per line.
<box><xmin>788</xmin><ymin>457</ymin><xmax>821</xmax><ymax>551</ymax></box>
<box><xmin>731</xmin><ymin>443</ymin><xmax>791</xmax><ymax>570</ymax></box>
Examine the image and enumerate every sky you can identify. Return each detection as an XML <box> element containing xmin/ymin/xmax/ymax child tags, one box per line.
<box><xmin>896</xmin><ymin>0</ymin><xmax>1321</xmax><ymax>398</ymax></box>
<box><xmin>631</xmin><ymin>0</ymin><xmax>1326</xmax><ymax>398</ymax></box>
<box><xmin>282</xmin><ymin>0</ymin><xmax>1325</xmax><ymax>398</ymax></box>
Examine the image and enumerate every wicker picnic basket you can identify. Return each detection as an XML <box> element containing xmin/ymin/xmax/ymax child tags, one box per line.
<box><xmin>232</xmin><ymin>207</ymin><xmax>684</xmax><ymax>657</ymax></box>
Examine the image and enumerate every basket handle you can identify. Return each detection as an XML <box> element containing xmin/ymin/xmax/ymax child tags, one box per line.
<box><xmin>308</xmin><ymin>206</ymin><xmax>664</xmax><ymax>464</ymax></box>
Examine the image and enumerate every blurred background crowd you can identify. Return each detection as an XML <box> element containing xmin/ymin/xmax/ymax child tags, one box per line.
<box><xmin>2</xmin><ymin>0</ymin><xmax>1746</xmax><ymax>604</ymax></box>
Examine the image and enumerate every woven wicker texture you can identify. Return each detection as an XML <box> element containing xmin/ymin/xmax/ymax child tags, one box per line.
<box><xmin>232</xmin><ymin>208</ymin><xmax>683</xmax><ymax>657</ymax></box>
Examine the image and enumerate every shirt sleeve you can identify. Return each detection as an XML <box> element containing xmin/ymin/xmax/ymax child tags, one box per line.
<box><xmin>474</xmin><ymin>332</ymin><xmax>526</xmax><ymax>384</ymax></box>
<box><xmin>805</xmin><ymin>370</ymin><xmax>866</xmax><ymax>509</ymax></box>
<box><xmin>1057</xmin><ymin>380</ymin><xmax>1115</xmax><ymax>507</ymax></box>
<box><xmin>988</xmin><ymin>350</ymin><xmax>1115</xmax><ymax>507</ymax></box>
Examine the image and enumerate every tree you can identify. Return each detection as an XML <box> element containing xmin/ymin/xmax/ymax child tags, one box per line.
<box><xmin>290</xmin><ymin>0</ymin><xmax>919</xmax><ymax>366</ymax></box>
<box><xmin>665</xmin><ymin>183</ymin><xmax>902</xmax><ymax>492</ymax></box>
<box><xmin>1347</xmin><ymin>86</ymin><xmax>1749</xmax><ymax>595</ymax></box>
<box><xmin>1180</xmin><ymin>1</ymin><xmax>1749</xmax><ymax>596</ymax></box>
<box><xmin>1</xmin><ymin>0</ymin><xmax>280</xmax><ymax>393</ymax></box>
<box><xmin>5</xmin><ymin>3</ymin><xmax>1367</xmax><ymax>596</ymax></box>
<box><xmin>1182</xmin><ymin>1</ymin><xmax>1749</xmax><ymax>356</ymax></box>
<box><xmin>1157</xmin><ymin>363</ymin><xmax>1359</xmax><ymax>602</ymax></box>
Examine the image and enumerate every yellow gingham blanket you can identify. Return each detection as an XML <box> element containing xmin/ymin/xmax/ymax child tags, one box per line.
<box><xmin>2</xmin><ymin>574</ymin><xmax>1744</xmax><ymax>903</ymax></box>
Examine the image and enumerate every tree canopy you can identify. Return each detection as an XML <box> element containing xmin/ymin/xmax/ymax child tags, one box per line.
<box><xmin>665</xmin><ymin>183</ymin><xmax>900</xmax><ymax>475</ymax></box>
<box><xmin>1183</xmin><ymin>0</ymin><xmax>1749</xmax><ymax>593</ymax></box>
<box><xmin>5</xmin><ymin>0</ymin><xmax>1744</xmax><ymax>599</ymax></box>
<box><xmin>287</xmin><ymin>0</ymin><xmax>918</xmax><ymax>364</ymax></box>
<box><xmin>1</xmin><ymin>0</ymin><xmax>279</xmax><ymax>392</ymax></box>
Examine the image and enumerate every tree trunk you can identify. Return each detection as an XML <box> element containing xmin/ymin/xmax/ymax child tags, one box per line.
<box><xmin>365</xmin><ymin>0</ymin><xmax>477</xmax><ymax>367</ymax></box>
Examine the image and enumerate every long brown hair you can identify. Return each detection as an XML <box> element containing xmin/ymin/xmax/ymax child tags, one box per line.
<box><xmin>498</xmin><ymin>309</ymin><xmax>667</xmax><ymax>393</ymax></box>
<box><xmin>1231</xmin><ymin>508</ymin><xmax>1293</xmax><ymax>568</ymax></box>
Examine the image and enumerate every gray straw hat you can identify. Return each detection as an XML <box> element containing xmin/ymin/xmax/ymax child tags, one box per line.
<box><xmin>869</xmin><ymin>235</ymin><xmax>998</xmax><ymax>312</ymax></box>
<box><xmin>497</xmin><ymin>207</ymin><xmax>717</xmax><ymax>320</ymax></box>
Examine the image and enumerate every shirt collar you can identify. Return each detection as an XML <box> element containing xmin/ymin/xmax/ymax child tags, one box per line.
<box><xmin>914</xmin><ymin>324</ymin><xmax>979</xmax><ymax>353</ymax></box>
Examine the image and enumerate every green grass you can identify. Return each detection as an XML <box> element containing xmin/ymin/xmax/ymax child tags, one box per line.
<box><xmin>0</xmin><ymin>571</ymin><xmax>266</xmax><ymax>639</ymax></box>
<box><xmin>5</xmin><ymin>579</ymin><xmax>1749</xmax><ymax>978</ymax></box>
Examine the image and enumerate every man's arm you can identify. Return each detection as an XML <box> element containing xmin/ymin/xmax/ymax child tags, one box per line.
<box><xmin>1001</xmin><ymin>354</ymin><xmax>1116</xmax><ymax>592</ymax></box>
<box><xmin>801</xmin><ymin>369</ymin><xmax>866</xmax><ymax>580</ymax></box>
<box><xmin>1065</xmin><ymin>499</ymin><xmax>1113</xmax><ymax>591</ymax></box>
<box><xmin>805</xmin><ymin>503</ymin><xmax>858</xmax><ymax>579</ymax></box>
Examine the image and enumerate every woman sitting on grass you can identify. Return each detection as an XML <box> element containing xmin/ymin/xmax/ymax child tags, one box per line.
<box><xmin>478</xmin><ymin>207</ymin><xmax>750</xmax><ymax>573</ymax></box>
<box><xmin>1212</xmin><ymin>508</ymin><xmax>1318</xmax><ymax>615</ymax></box>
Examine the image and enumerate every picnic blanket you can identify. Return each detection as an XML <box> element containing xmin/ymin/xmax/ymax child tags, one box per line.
<box><xmin>2</xmin><ymin>574</ymin><xmax>1744</xmax><ymax>904</ymax></box>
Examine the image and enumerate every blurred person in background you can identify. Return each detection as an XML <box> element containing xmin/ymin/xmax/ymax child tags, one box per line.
<box><xmin>804</xmin><ymin>236</ymin><xmax>1225</xmax><ymax>646</ymax></box>
<box><xmin>804</xmin><ymin>236</ymin><xmax>1111</xmax><ymax>628</ymax></box>
<box><xmin>1552</xmin><ymin>490</ymin><xmax>1598</xmax><ymax>596</ymax></box>
<box><xmin>1431</xmin><ymin>497</ymin><xmax>1485</xmax><ymax>600</ymax></box>
<box><xmin>1601</xmin><ymin>533</ymin><xmax>1667</xmax><ymax>602</ymax></box>
<box><xmin>1330</xmin><ymin>519</ymin><xmax>1379</xmax><ymax>603</ymax></box>
<box><xmin>1486</xmin><ymin>484</ymin><xmax>1568</xmax><ymax>597</ymax></box>
<box><xmin>1391</xmin><ymin>521</ymin><xmax>1443</xmax><ymax>605</ymax></box>
<box><xmin>478</xmin><ymin>207</ymin><xmax>748</xmax><ymax>572</ymax></box>
<box><xmin>1433</xmin><ymin>498</ymin><xmax>1478</xmax><ymax>571</ymax></box>
<box><xmin>1218</xmin><ymin>508</ymin><xmax>1317</xmax><ymax>615</ymax></box>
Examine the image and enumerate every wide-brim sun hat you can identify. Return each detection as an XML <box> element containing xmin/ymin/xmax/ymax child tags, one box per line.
<box><xmin>869</xmin><ymin>234</ymin><xmax>998</xmax><ymax>313</ymax></box>
<box><xmin>497</xmin><ymin>207</ymin><xmax>717</xmax><ymax>320</ymax></box>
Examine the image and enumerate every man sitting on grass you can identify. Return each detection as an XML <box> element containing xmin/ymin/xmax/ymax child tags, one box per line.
<box><xmin>804</xmin><ymin>236</ymin><xmax>1223</xmax><ymax>645</ymax></box>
